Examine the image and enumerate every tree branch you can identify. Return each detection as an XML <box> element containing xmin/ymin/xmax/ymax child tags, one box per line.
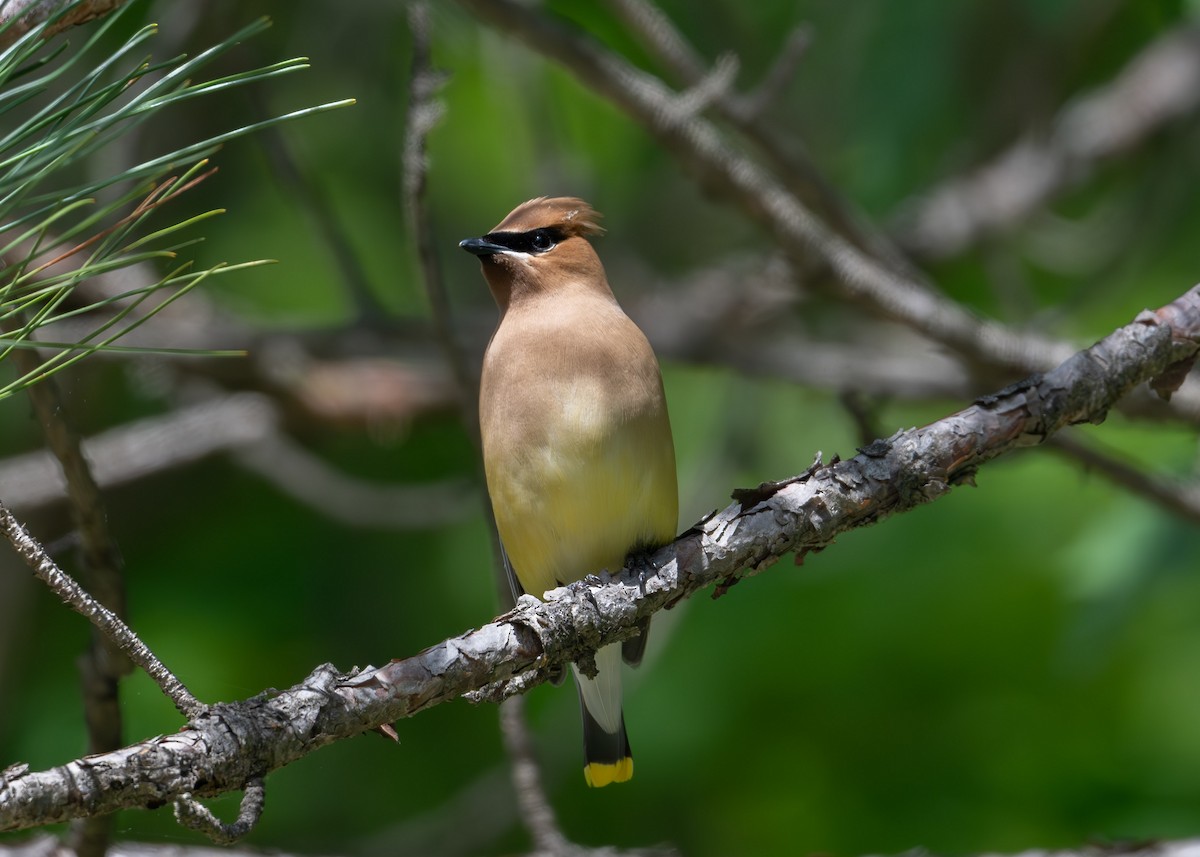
<box><xmin>452</xmin><ymin>0</ymin><xmax>1071</xmax><ymax>376</ymax></box>
<box><xmin>894</xmin><ymin>23</ymin><xmax>1200</xmax><ymax>259</ymax></box>
<box><xmin>0</xmin><ymin>503</ymin><xmax>201</xmax><ymax>719</ymax></box>
<box><xmin>3</xmin><ymin>284</ymin><xmax>1197</xmax><ymax>833</ymax></box>
<box><xmin>601</xmin><ymin>0</ymin><xmax>906</xmax><ymax>273</ymax></box>
<box><xmin>9</xmin><ymin>342</ymin><xmax>130</xmax><ymax>857</ymax></box>
<box><xmin>1048</xmin><ymin>431</ymin><xmax>1200</xmax><ymax>523</ymax></box>
<box><xmin>0</xmin><ymin>393</ymin><xmax>278</xmax><ymax>513</ymax></box>
<box><xmin>454</xmin><ymin>0</ymin><xmax>1200</xmax><ymax>431</ymax></box>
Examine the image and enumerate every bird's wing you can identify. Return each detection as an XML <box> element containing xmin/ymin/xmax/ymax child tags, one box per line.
<box><xmin>499</xmin><ymin>538</ymin><xmax>524</xmax><ymax>604</ymax></box>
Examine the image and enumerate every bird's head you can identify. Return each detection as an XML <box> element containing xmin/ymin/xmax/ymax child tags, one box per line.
<box><xmin>460</xmin><ymin>197</ymin><xmax>608</xmax><ymax>310</ymax></box>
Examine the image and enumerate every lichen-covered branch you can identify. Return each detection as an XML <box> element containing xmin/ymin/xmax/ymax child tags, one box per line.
<box><xmin>3</xmin><ymin>285</ymin><xmax>1198</xmax><ymax>833</ymax></box>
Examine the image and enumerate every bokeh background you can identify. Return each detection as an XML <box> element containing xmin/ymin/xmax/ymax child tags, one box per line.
<box><xmin>3</xmin><ymin>1</ymin><xmax>1200</xmax><ymax>855</ymax></box>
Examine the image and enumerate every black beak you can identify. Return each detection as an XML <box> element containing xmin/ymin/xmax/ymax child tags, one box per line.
<box><xmin>459</xmin><ymin>237</ymin><xmax>508</xmax><ymax>258</ymax></box>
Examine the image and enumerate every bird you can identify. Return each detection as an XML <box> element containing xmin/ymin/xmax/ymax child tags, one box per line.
<box><xmin>460</xmin><ymin>197</ymin><xmax>678</xmax><ymax>787</ymax></box>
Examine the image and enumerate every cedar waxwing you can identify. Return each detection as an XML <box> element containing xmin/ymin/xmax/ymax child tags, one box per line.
<box><xmin>461</xmin><ymin>197</ymin><xmax>678</xmax><ymax>787</ymax></box>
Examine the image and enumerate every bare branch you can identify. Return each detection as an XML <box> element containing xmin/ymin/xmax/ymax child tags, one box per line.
<box><xmin>1049</xmin><ymin>432</ymin><xmax>1200</xmax><ymax>524</ymax></box>
<box><xmin>400</xmin><ymin>1</ymin><xmax>513</xmax><ymax>611</ymax></box>
<box><xmin>895</xmin><ymin>24</ymin><xmax>1200</xmax><ymax>259</ymax></box>
<box><xmin>232</xmin><ymin>434</ymin><xmax>476</xmax><ymax>530</ymax></box>
<box><xmin>0</xmin><ymin>393</ymin><xmax>278</xmax><ymax>513</ymax></box>
<box><xmin>739</xmin><ymin>24</ymin><xmax>813</xmax><ymax>122</ymax></box>
<box><xmin>602</xmin><ymin>0</ymin><xmax>911</xmax><ymax>272</ymax></box>
<box><xmin>666</xmin><ymin>52</ymin><xmax>739</xmax><ymax>119</ymax></box>
<box><xmin>0</xmin><ymin>387</ymin><xmax>473</xmax><ymax>530</ymax></box>
<box><xmin>0</xmin><ymin>502</ymin><xmax>202</xmax><ymax>718</ymax></box>
<box><xmin>499</xmin><ymin>698</ymin><xmax>569</xmax><ymax>857</ymax></box>
<box><xmin>0</xmin><ymin>835</ymin><xmax>336</xmax><ymax>857</ymax></box>
<box><xmin>173</xmin><ymin>778</ymin><xmax>265</xmax><ymax>845</ymax></box>
<box><xmin>2</xmin><ymin>835</ymin><xmax>1196</xmax><ymax>857</ymax></box>
<box><xmin>3</xmin><ymin>284</ymin><xmax>1197</xmax><ymax>833</ymax></box>
<box><xmin>401</xmin><ymin>1</ymin><xmax>475</xmax><ymax>428</ymax></box>
<box><xmin>10</xmin><ymin>343</ymin><xmax>129</xmax><ymax>857</ymax></box>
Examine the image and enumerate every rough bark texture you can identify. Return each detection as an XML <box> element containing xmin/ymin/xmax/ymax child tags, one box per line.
<box><xmin>2</xmin><ymin>285</ymin><xmax>1199</xmax><ymax>832</ymax></box>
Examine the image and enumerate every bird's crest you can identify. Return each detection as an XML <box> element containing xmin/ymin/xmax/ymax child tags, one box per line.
<box><xmin>491</xmin><ymin>197</ymin><xmax>605</xmax><ymax>239</ymax></box>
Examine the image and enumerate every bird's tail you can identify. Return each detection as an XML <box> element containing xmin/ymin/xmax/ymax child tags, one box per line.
<box><xmin>574</xmin><ymin>642</ymin><xmax>633</xmax><ymax>787</ymax></box>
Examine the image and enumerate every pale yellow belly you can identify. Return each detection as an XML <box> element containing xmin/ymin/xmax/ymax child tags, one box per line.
<box><xmin>486</xmin><ymin>413</ymin><xmax>677</xmax><ymax>599</ymax></box>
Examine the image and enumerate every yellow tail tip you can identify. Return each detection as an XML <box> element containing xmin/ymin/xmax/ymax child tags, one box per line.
<box><xmin>584</xmin><ymin>757</ymin><xmax>634</xmax><ymax>788</ymax></box>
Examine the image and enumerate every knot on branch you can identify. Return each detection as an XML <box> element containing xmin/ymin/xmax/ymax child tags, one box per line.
<box><xmin>664</xmin><ymin>53</ymin><xmax>739</xmax><ymax>121</ymax></box>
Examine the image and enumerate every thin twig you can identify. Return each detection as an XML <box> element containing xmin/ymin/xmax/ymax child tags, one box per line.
<box><xmin>11</xmin><ymin>347</ymin><xmax>130</xmax><ymax>678</ymax></box>
<box><xmin>602</xmin><ymin>0</ymin><xmax>912</xmax><ymax>273</ymax></box>
<box><xmin>1048</xmin><ymin>432</ymin><xmax>1200</xmax><ymax>524</ymax></box>
<box><xmin>10</xmin><ymin>343</ymin><xmax>127</xmax><ymax>857</ymax></box>
<box><xmin>499</xmin><ymin>698</ymin><xmax>570</xmax><ymax>856</ymax></box>
<box><xmin>401</xmin><ymin>0</ymin><xmax>515</xmax><ymax>617</ymax></box>
<box><xmin>173</xmin><ymin>778</ymin><xmax>265</xmax><ymax>845</ymax></box>
<box><xmin>739</xmin><ymin>24</ymin><xmax>813</xmax><ymax>121</ymax></box>
<box><xmin>401</xmin><ymin>13</ymin><xmax>565</xmax><ymax>855</ymax></box>
<box><xmin>232</xmin><ymin>433</ymin><xmax>476</xmax><ymax>530</ymax></box>
<box><xmin>249</xmin><ymin>92</ymin><xmax>388</xmax><ymax>324</ymax></box>
<box><xmin>401</xmin><ymin>1</ymin><xmax>475</xmax><ymax>428</ymax></box>
<box><xmin>30</xmin><ymin>167</ymin><xmax>218</xmax><ymax>277</ymax></box>
<box><xmin>0</xmin><ymin>392</ymin><xmax>278</xmax><ymax>511</ymax></box>
<box><xmin>0</xmin><ymin>501</ymin><xmax>202</xmax><ymax>717</ymax></box>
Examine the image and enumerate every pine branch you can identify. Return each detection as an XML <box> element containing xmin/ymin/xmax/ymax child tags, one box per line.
<box><xmin>0</xmin><ymin>1</ymin><xmax>353</xmax><ymax>400</ymax></box>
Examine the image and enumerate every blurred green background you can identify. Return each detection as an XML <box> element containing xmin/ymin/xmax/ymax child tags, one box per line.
<box><xmin>3</xmin><ymin>0</ymin><xmax>1200</xmax><ymax>854</ymax></box>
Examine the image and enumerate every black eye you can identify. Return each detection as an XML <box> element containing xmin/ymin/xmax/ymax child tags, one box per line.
<box><xmin>531</xmin><ymin>229</ymin><xmax>555</xmax><ymax>252</ymax></box>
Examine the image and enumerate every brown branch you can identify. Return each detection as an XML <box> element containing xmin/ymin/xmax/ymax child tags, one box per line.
<box><xmin>3</xmin><ymin>283</ymin><xmax>1197</xmax><ymax>834</ymax></box>
<box><xmin>30</xmin><ymin>167</ymin><xmax>218</xmax><ymax>278</ymax></box>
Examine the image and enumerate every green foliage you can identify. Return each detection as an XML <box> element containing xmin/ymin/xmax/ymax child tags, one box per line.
<box><xmin>0</xmin><ymin>2</ymin><xmax>351</xmax><ymax>400</ymax></box>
